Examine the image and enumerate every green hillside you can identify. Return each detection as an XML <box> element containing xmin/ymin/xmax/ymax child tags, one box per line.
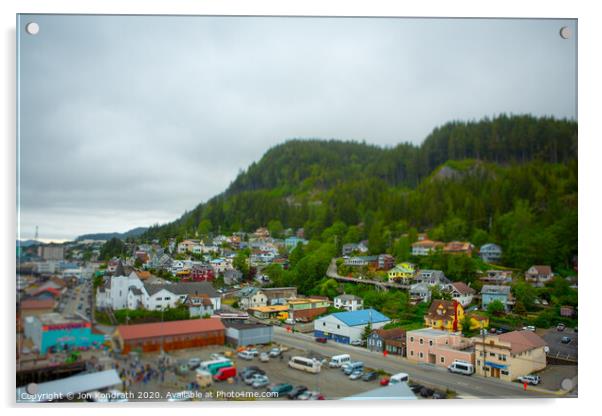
<box><xmin>143</xmin><ymin>114</ymin><xmax>577</xmax><ymax>272</ymax></box>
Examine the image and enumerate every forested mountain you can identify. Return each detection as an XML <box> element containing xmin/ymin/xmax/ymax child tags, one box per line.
<box><xmin>143</xmin><ymin>114</ymin><xmax>577</xmax><ymax>272</ymax></box>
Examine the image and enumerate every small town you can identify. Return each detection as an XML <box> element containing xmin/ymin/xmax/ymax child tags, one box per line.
<box><xmin>16</xmin><ymin>226</ymin><xmax>578</xmax><ymax>402</ymax></box>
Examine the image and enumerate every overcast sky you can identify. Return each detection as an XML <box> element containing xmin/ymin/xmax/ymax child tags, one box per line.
<box><xmin>17</xmin><ymin>15</ymin><xmax>577</xmax><ymax>242</ymax></box>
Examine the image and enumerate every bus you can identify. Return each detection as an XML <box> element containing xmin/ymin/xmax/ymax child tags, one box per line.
<box><xmin>199</xmin><ymin>359</ymin><xmax>233</xmax><ymax>375</ymax></box>
<box><xmin>288</xmin><ymin>356</ymin><xmax>321</xmax><ymax>374</ymax></box>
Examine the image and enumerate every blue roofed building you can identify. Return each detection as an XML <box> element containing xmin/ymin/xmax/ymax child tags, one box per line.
<box><xmin>313</xmin><ymin>308</ymin><xmax>391</xmax><ymax>344</ymax></box>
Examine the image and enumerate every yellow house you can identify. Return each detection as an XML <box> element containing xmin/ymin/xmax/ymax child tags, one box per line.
<box><xmin>387</xmin><ymin>263</ymin><xmax>416</xmax><ymax>283</ymax></box>
<box><xmin>424</xmin><ymin>300</ymin><xmax>465</xmax><ymax>331</ymax></box>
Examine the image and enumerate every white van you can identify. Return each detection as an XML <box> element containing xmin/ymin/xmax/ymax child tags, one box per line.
<box><xmin>329</xmin><ymin>354</ymin><xmax>351</xmax><ymax>368</ymax></box>
<box><xmin>388</xmin><ymin>372</ymin><xmax>409</xmax><ymax>384</ymax></box>
<box><xmin>448</xmin><ymin>360</ymin><xmax>474</xmax><ymax>376</ymax></box>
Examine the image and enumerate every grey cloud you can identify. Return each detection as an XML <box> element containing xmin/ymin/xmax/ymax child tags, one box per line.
<box><xmin>17</xmin><ymin>15</ymin><xmax>577</xmax><ymax>240</ymax></box>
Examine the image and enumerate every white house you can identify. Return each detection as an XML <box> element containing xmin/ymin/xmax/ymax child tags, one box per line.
<box><xmin>448</xmin><ymin>282</ymin><xmax>475</xmax><ymax>307</ymax></box>
<box><xmin>313</xmin><ymin>309</ymin><xmax>390</xmax><ymax>344</ymax></box>
<box><xmin>334</xmin><ymin>294</ymin><xmax>364</xmax><ymax>311</ymax></box>
<box><xmin>96</xmin><ymin>273</ymin><xmax>144</xmax><ymax>310</ymax></box>
<box><xmin>128</xmin><ymin>281</ymin><xmax>221</xmax><ymax>312</ymax></box>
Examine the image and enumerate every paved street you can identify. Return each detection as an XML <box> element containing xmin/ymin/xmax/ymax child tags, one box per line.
<box><xmin>60</xmin><ymin>281</ymin><xmax>93</xmax><ymax>320</ymax></box>
<box><xmin>273</xmin><ymin>326</ymin><xmax>565</xmax><ymax>399</ymax></box>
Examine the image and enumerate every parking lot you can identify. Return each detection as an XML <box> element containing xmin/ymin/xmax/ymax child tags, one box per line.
<box><xmin>129</xmin><ymin>344</ymin><xmax>385</xmax><ymax>401</ymax></box>
<box><xmin>535</xmin><ymin>364</ymin><xmax>577</xmax><ymax>393</ymax></box>
<box><xmin>542</xmin><ymin>327</ymin><xmax>578</xmax><ymax>360</ymax></box>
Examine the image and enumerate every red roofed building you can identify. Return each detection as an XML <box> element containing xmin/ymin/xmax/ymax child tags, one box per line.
<box><xmin>112</xmin><ymin>318</ymin><xmax>225</xmax><ymax>354</ymax></box>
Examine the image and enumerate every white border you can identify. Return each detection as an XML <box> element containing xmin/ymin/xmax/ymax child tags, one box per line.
<box><xmin>2</xmin><ymin>1</ymin><xmax>599</xmax><ymax>415</ymax></box>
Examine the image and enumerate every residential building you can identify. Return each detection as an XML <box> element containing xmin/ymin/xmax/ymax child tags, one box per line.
<box><xmin>479</xmin><ymin>243</ymin><xmax>502</xmax><ymax>263</ymax></box>
<box><xmin>424</xmin><ymin>300</ymin><xmax>465</xmax><ymax>332</ymax></box>
<box><xmin>377</xmin><ymin>254</ymin><xmax>395</xmax><ymax>271</ymax></box>
<box><xmin>481</xmin><ymin>270</ymin><xmax>513</xmax><ymax>285</ymax></box>
<box><xmin>443</xmin><ymin>241</ymin><xmax>474</xmax><ymax>256</ymax></box>
<box><xmin>238</xmin><ymin>287</ymin><xmax>268</xmax><ymax>310</ymax></box>
<box><xmin>224</xmin><ymin>321</ymin><xmax>273</xmax><ymax>346</ymax></box>
<box><xmin>411</xmin><ymin>240</ymin><xmax>444</xmax><ymax>256</ymax></box>
<box><xmin>406</xmin><ymin>328</ymin><xmax>474</xmax><ymax>368</ymax></box>
<box><xmin>261</xmin><ymin>287</ymin><xmax>297</xmax><ymax>305</ymax></box>
<box><xmin>132</xmin><ymin>281</ymin><xmax>221</xmax><ymax>312</ymax></box>
<box><xmin>18</xmin><ymin>299</ymin><xmax>56</xmax><ymax>318</ymax></box>
<box><xmin>23</xmin><ymin>313</ymin><xmax>105</xmax><ymax>354</ymax></box>
<box><xmin>287</xmin><ymin>297</ymin><xmax>331</xmax><ymax>322</ymax></box>
<box><xmin>254</xmin><ymin>227</ymin><xmax>270</xmax><ymax>239</ymax></box>
<box><xmin>313</xmin><ymin>308</ymin><xmax>391</xmax><ymax>344</ymax></box>
<box><xmin>367</xmin><ymin>328</ymin><xmax>406</xmax><ymax>355</ymax></box>
<box><xmin>448</xmin><ymin>282</ymin><xmax>476</xmax><ymax>307</ymax></box>
<box><xmin>334</xmin><ymin>294</ymin><xmax>364</xmax><ymax>311</ymax></box>
<box><xmin>112</xmin><ymin>318</ymin><xmax>225</xmax><ymax>354</ymax></box>
<box><xmin>481</xmin><ymin>285</ymin><xmax>513</xmax><ymax>311</ymax></box>
<box><xmin>560</xmin><ymin>305</ymin><xmax>576</xmax><ymax>318</ymax></box>
<box><xmin>185</xmin><ymin>295</ymin><xmax>214</xmax><ymax>318</ymax></box>
<box><xmin>387</xmin><ymin>263</ymin><xmax>416</xmax><ymax>283</ymax></box>
<box><xmin>187</xmin><ymin>264</ymin><xmax>215</xmax><ymax>281</ymax></box>
<box><xmin>409</xmin><ymin>282</ymin><xmax>431</xmax><ymax>304</ymax></box>
<box><xmin>472</xmin><ymin>330</ymin><xmax>547</xmax><ymax>381</ymax></box>
<box><xmin>344</xmin><ymin>255</ymin><xmax>379</xmax><ymax>267</ymax></box>
<box><xmin>414</xmin><ymin>269</ymin><xmax>450</xmax><ymax>287</ymax></box>
<box><xmin>525</xmin><ymin>265</ymin><xmax>554</xmax><ymax>287</ymax></box>
<box><xmin>342</xmin><ymin>242</ymin><xmax>368</xmax><ymax>256</ymax></box>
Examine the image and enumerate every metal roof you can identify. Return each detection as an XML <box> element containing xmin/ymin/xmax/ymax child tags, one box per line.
<box><xmin>331</xmin><ymin>308</ymin><xmax>390</xmax><ymax>326</ymax></box>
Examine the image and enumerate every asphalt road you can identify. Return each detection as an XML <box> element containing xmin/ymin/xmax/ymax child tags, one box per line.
<box><xmin>272</xmin><ymin>326</ymin><xmax>554</xmax><ymax>399</ymax></box>
<box><xmin>61</xmin><ymin>282</ymin><xmax>93</xmax><ymax>320</ymax></box>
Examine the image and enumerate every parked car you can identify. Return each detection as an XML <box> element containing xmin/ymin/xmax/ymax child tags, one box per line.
<box><xmin>213</xmin><ymin>366</ymin><xmax>236</xmax><ymax>382</ymax></box>
<box><xmin>557</xmin><ymin>323</ymin><xmax>566</xmax><ymax>331</ymax></box>
<box><xmin>433</xmin><ymin>391</ymin><xmax>448</xmax><ymax>399</ymax></box>
<box><xmin>244</xmin><ymin>372</ymin><xmax>265</xmax><ymax>385</ymax></box>
<box><xmin>269</xmin><ymin>383</ymin><xmax>293</xmax><ymax>395</ymax></box>
<box><xmin>522</xmin><ymin>326</ymin><xmax>536</xmax><ymax>332</ymax></box>
<box><xmin>315</xmin><ymin>337</ymin><xmax>328</xmax><ymax>343</ymax></box>
<box><xmin>350</xmin><ymin>339</ymin><xmax>364</xmax><ymax>346</ymax></box>
<box><xmin>349</xmin><ymin>370</ymin><xmax>364</xmax><ymax>380</ymax></box>
<box><xmin>379</xmin><ymin>377</ymin><xmax>390</xmax><ymax>386</ymax></box>
<box><xmin>362</xmin><ymin>371</ymin><xmax>378</xmax><ymax>381</ymax></box>
<box><xmin>246</xmin><ymin>348</ymin><xmax>259</xmax><ymax>356</ymax></box>
<box><xmin>187</xmin><ymin>358</ymin><xmax>201</xmax><ymax>369</ymax></box>
<box><xmin>240</xmin><ymin>366</ymin><xmax>265</xmax><ymax>379</ymax></box>
<box><xmin>298</xmin><ymin>390</ymin><xmax>325</xmax><ymax>400</ymax></box>
<box><xmin>518</xmin><ymin>375</ymin><xmax>541</xmax><ymax>385</ymax></box>
<box><xmin>561</xmin><ymin>336</ymin><xmax>571</xmax><ymax>344</ymax></box>
<box><xmin>268</xmin><ymin>347</ymin><xmax>282</xmax><ymax>357</ymax></box>
<box><xmin>259</xmin><ymin>352</ymin><xmax>270</xmax><ymax>362</ymax></box>
<box><xmin>252</xmin><ymin>375</ymin><xmax>270</xmax><ymax>389</ymax></box>
<box><xmin>238</xmin><ymin>350</ymin><xmax>254</xmax><ymax>360</ymax></box>
<box><xmin>287</xmin><ymin>385</ymin><xmax>308</xmax><ymax>400</ymax></box>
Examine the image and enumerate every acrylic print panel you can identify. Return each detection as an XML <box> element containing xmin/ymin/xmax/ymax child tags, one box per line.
<box><xmin>16</xmin><ymin>14</ymin><xmax>577</xmax><ymax>403</ymax></box>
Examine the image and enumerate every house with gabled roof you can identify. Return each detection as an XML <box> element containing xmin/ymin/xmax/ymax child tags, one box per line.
<box><xmin>424</xmin><ymin>300</ymin><xmax>465</xmax><ymax>332</ymax></box>
<box><xmin>525</xmin><ymin>265</ymin><xmax>554</xmax><ymax>287</ymax></box>
<box><xmin>448</xmin><ymin>282</ymin><xmax>475</xmax><ymax>307</ymax></box>
<box><xmin>313</xmin><ymin>308</ymin><xmax>391</xmax><ymax>344</ymax></box>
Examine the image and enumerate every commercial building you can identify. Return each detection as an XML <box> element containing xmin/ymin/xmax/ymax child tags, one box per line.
<box><xmin>313</xmin><ymin>308</ymin><xmax>390</xmax><ymax>344</ymax></box>
<box><xmin>112</xmin><ymin>318</ymin><xmax>225</xmax><ymax>354</ymax></box>
<box><xmin>23</xmin><ymin>313</ymin><xmax>106</xmax><ymax>354</ymax></box>
<box><xmin>224</xmin><ymin>321</ymin><xmax>273</xmax><ymax>346</ymax></box>
<box><xmin>406</xmin><ymin>328</ymin><xmax>474</xmax><ymax>369</ymax></box>
<box><xmin>472</xmin><ymin>330</ymin><xmax>547</xmax><ymax>382</ymax></box>
<box><xmin>37</xmin><ymin>245</ymin><xmax>65</xmax><ymax>261</ymax></box>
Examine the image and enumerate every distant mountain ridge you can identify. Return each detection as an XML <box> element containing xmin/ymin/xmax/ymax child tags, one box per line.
<box><xmin>76</xmin><ymin>227</ymin><xmax>148</xmax><ymax>241</ymax></box>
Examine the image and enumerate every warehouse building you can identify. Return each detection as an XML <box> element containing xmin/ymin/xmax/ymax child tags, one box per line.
<box><xmin>112</xmin><ymin>318</ymin><xmax>225</xmax><ymax>354</ymax></box>
<box><xmin>224</xmin><ymin>321</ymin><xmax>273</xmax><ymax>346</ymax></box>
<box><xmin>313</xmin><ymin>308</ymin><xmax>391</xmax><ymax>344</ymax></box>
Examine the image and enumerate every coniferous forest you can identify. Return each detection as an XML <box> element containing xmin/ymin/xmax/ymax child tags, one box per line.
<box><xmin>143</xmin><ymin>114</ymin><xmax>577</xmax><ymax>276</ymax></box>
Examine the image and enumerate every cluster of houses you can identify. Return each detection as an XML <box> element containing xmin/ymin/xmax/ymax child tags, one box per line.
<box><xmin>409</xmin><ymin>234</ymin><xmax>502</xmax><ymax>263</ymax></box>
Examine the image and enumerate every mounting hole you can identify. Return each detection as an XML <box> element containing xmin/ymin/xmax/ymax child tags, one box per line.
<box><xmin>559</xmin><ymin>26</ymin><xmax>571</xmax><ymax>40</ymax></box>
<box><xmin>25</xmin><ymin>22</ymin><xmax>40</xmax><ymax>35</ymax></box>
